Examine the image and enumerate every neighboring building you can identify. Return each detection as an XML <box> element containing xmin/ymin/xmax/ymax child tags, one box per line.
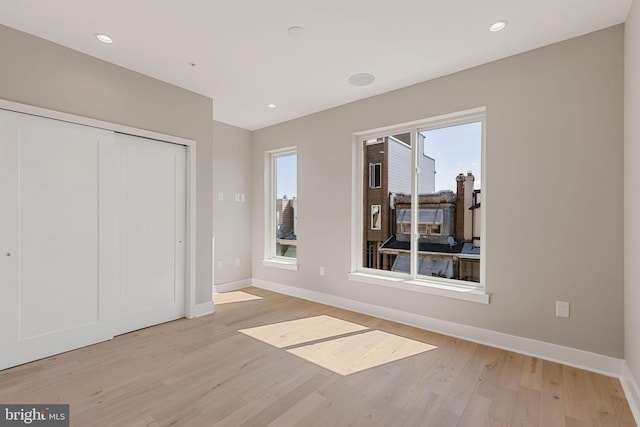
<box><xmin>363</xmin><ymin>133</ymin><xmax>435</xmax><ymax>269</ymax></box>
<box><xmin>379</xmin><ymin>172</ymin><xmax>481</xmax><ymax>282</ymax></box>
<box><xmin>276</xmin><ymin>196</ymin><xmax>297</xmax><ymax>257</ymax></box>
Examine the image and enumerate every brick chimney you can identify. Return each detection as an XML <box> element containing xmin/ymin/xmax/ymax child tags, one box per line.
<box><xmin>455</xmin><ymin>172</ymin><xmax>476</xmax><ymax>241</ymax></box>
<box><xmin>463</xmin><ymin>172</ymin><xmax>475</xmax><ymax>241</ymax></box>
<box><xmin>455</xmin><ymin>174</ymin><xmax>465</xmax><ymax>240</ymax></box>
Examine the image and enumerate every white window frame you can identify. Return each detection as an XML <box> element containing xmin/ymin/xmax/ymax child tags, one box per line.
<box><xmin>262</xmin><ymin>146</ymin><xmax>298</xmax><ymax>271</ymax></box>
<box><xmin>349</xmin><ymin>107</ymin><xmax>489</xmax><ymax>303</ymax></box>
<box><xmin>369</xmin><ymin>163</ymin><xmax>382</xmax><ymax>188</ymax></box>
<box><xmin>371</xmin><ymin>204</ymin><xmax>382</xmax><ymax>230</ymax></box>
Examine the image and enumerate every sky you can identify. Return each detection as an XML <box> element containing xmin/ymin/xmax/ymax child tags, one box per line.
<box><xmin>276</xmin><ymin>153</ymin><xmax>297</xmax><ymax>199</ymax></box>
<box><xmin>421</xmin><ymin>121</ymin><xmax>482</xmax><ymax>192</ymax></box>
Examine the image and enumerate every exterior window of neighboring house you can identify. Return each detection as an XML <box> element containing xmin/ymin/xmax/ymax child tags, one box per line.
<box><xmin>369</xmin><ymin>163</ymin><xmax>382</xmax><ymax>188</ymax></box>
<box><xmin>419</xmin><ymin>224</ymin><xmax>442</xmax><ymax>236</ymax></box>
<box><xmin>401</xmin><ymin>223</ymin><xmax>411</xmax><ymax>235</ymax></box>
<box><xmin>354</xmin><ymin>108</ymin><xmax>485</xmax><ymax>294</ymax></box>
<box><xmin>263</xmin><ymin>147</ymin><xmax>298</xmax><ymax>270</ymax></box>
<box><xmin>371</xmin><ymin>205</ymin><xmax>381</xmax><ymax>230</ymax></box>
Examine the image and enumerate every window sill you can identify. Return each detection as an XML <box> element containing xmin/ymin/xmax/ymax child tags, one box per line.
<box><xmin>262</xmin><ymin>258</ymin><xmax>299</xmax><ymax>271</ymax></box>
<box><xmin>348</xmin><ymin>272</ymin><xmax>490</xmax><ymax>304</ymax></box>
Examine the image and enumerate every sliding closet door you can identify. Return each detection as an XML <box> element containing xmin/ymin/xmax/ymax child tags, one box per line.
<box><xmin>0</xmin><ymin>110</ymin><xmax>114</xmax><ymax>370</ymax></box>
<box><xmin>114</xmin><ymin>133</ymin><xmax>186</xmax><ymax>335</ymax></box>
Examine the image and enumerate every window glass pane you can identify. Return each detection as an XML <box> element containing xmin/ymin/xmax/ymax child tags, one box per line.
<box><xmin>275</xmin><ymin>153</ymin><xmax>297</xmax><ymax>258</ymax></box>
<box><xmin>417</xmin><ymin>121</ymin><xmax>481</xmax><ymax>284</ymax></box>
<box><xmin>369</xmin><ymin>164</ymin><xmax>375</xmax><ymax>188</ymax></box>
<box><xmin>362</xmin><ymin>133</ymin><xmax>411</xmax><ymax>271</ymax></box>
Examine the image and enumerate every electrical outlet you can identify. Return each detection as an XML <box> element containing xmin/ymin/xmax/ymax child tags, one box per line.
<box><xmin>319</xmin><ymin>266</ymin><xmax>325</xmax><ymax>276</ymax></box>
<box><xmin>235</xmin><ymin>193</ymin><xmax>241</xmax><ymax>202</ymax></box>
<box><xmin>235</xmin><ymin>258</ymin><xmax>240</xmax><ymax>267</ymax></box>
<box><xmin>217</xmin><ymin>260</ymin><xmax>224</xmax><ymax>270</ymax></box>
<box><xmin>556</xmin><ymin>301</ymin><xmax>570</xmax><ymax>318</ymax></box>
<box><xmin>217</xmin><ymin>191</ymin><xmax>224</xmax><ymax>201</ymax></box>
<box><xmin>241</xmin><ymin>193</ymin><xmax>246</xmax><ymax>202</ymax></box>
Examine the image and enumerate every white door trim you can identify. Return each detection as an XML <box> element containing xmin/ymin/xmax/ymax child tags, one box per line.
<box><xmin>0</xmin><ymin>99</ymin><xmax>198</xmax><ymax>319</ymax></box>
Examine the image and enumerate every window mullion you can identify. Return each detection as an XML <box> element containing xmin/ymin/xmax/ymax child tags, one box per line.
<box><xmin>270</xmin><ymin>154</ymin><xmax>277</xmax><ymax>259</ymax></box>
<box><xmin>410</xmin><ymin>129</ymin><xmax>419</xmax><ymax>280</ymax></box>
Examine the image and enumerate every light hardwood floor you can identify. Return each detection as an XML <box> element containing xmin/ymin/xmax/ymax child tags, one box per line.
<box><xmin>0</xmin><ymin>287</ymin><xmax>635</xmax><ymax>426</ymax></box>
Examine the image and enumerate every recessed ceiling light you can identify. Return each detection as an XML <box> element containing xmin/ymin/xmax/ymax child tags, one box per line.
<box><xmin>95</xmin><ymin>33</ymin><xmax>113</xmax><ymax>44</ymax></box>
<box><xmin>489</xmin><ymin>20</ymin><xmax>508</xmax><ymax>32</ymax></box>
<box><xmin>267</xmin><ymin>103</ymin><xmax>277</xmax><ymax>109</ymax></box>
<box><xmin>348</xmin><ymin>73</ymin><xmax>375</xmax><ymax>87</ymax></box>
<box><xmin>287</xmin><ymin>26</ymin><xmax>305</xmax><ymax>38</ymax></box>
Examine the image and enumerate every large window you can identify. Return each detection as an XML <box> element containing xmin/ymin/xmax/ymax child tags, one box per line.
<box><xmin>354</xmin><ymin>108</ymin><xmax>485</xmax><ymax>294</ymax></box>
<box><xmin>264</xmin><ymin>147</ymin><xmax>297</xmax><ymax>269</ymax></box>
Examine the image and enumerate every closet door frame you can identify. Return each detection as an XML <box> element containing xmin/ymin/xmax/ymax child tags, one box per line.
<box><xmin>0</xmin><ymin>99</ymin><xmax>198</xmax><ymax>320</ymax></box>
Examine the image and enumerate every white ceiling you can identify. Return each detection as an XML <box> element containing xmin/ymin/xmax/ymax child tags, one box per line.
<box><xmin>0</xmin><ymin>0</ymin><xmax>633</xmax><ymax>130</ymax></box>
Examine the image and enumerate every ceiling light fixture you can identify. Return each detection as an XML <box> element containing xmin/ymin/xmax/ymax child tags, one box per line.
<box><xmin>489</xmin><ymin>20</ymin><xmax>508</xmax><ymax>32</ymax></box>
<box><xmin>95</xmin><ymin>33</ymin><xmax>113</xmax><ymax>44</ymax></box>
<box><xmin>287</xmin><ymin>26</ymin><xmax>305</xmax><ymax>38</ymax></box>
<box><xmin>267</xmin><ymin>103</ymin><xmax>277</xmax><ymax>109</ymax></box>
<box><xmin>348</xmin><ymin>73</ymin><xmax>375</xmax><ymax>87</ymax></box>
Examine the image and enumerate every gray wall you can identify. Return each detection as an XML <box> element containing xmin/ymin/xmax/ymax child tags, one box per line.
<box><xmin>626</xmin><ymin>0</ymin><xmax>640</xmax><ymax>383</ymax></box>
<box><xmin>252</xmin><ymin>26</ymin><xmax>624</xmax><ymax>357</ymax></box>
<box><xmin>0</xmin><ymin>24</ymin><xmax>214</xmax><ymax>305</ymax></box>
<box><xmin>213</xmin><ymin>121</ymin><xmax>253</xmax><ymax>285</ymax></box>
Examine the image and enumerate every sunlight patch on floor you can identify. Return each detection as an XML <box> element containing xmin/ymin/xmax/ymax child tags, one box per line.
<box><xmin>239</xmin><ymin>315</ymin><xmax>438</xmax><ymax>375</ymax></box>
<box><xmin>239</xmin><ymin>315</ymin><xmax>368</xmax><ymax>348</ymax></box>
<box><xmin>214</xmin><ymin>291</ymin><xmax>263</xmax><ymax>305</ymax></box>
<box><xmin>287</xmin><ymin>330</ymin><xmax>438</xmax><ymax>375</ymax></box>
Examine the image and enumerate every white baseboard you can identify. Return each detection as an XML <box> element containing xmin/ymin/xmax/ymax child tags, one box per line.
<box><xmin>191</xmin><ymin>301</ymin><xmax>214</xmax><ymax>318</ymax></box>
<box><xmin>622</xmin><ymin>363</ymin><xmax>640</xmax><ymax>423</ymax></box>
<box><xmin>251</xmin><ymin>278</ymin><xmax>624</xmax><ymax>378</ymax></box>
<box><xmin>213</xmin><ymin>279</ymin><xmax>253</xmax><ymax>294</ymax></box>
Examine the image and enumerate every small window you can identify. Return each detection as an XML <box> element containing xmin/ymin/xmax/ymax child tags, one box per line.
<box><xmin>371</xmin><ymin>205</ymin><xmax>381</xmax><ymax>230</ymax></box>
<box><xmin>401</xmin><ymin>223</ymin><xmax>411</xmax><ymax>235</ymax></box>
<box><xmin>418</xmin><ymin>224</ymin><xmax>442</xmax><ymax>236</ymax></box>
<box><xmin>369</xmin><ymin>163</ymin><xmax>382</xmax><ymax>188</ymax></box>
<box><xmin>264</xmin><ymin>147</ymin><xmax>297</xmax><ymax>267</ymax></box>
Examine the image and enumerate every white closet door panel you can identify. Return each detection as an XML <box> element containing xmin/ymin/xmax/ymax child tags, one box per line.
<box><xmin>0</xmin><ymin>110</ymin><xmax>114</xmax><ymax>370</ymax></box>
<box><xmin>0</xmin><ymin>111</ymin><xmax>20</xmax><ymax>359</ymax></box>
<box><xmin>18</xmin><ymin>119</ymin><xmax>100</xmax><ymax>338</ymax></box>
<box><xmin>115</xmin><ymin>133</ymin><xmax>186</xmax><ymax>335</ymax></box>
